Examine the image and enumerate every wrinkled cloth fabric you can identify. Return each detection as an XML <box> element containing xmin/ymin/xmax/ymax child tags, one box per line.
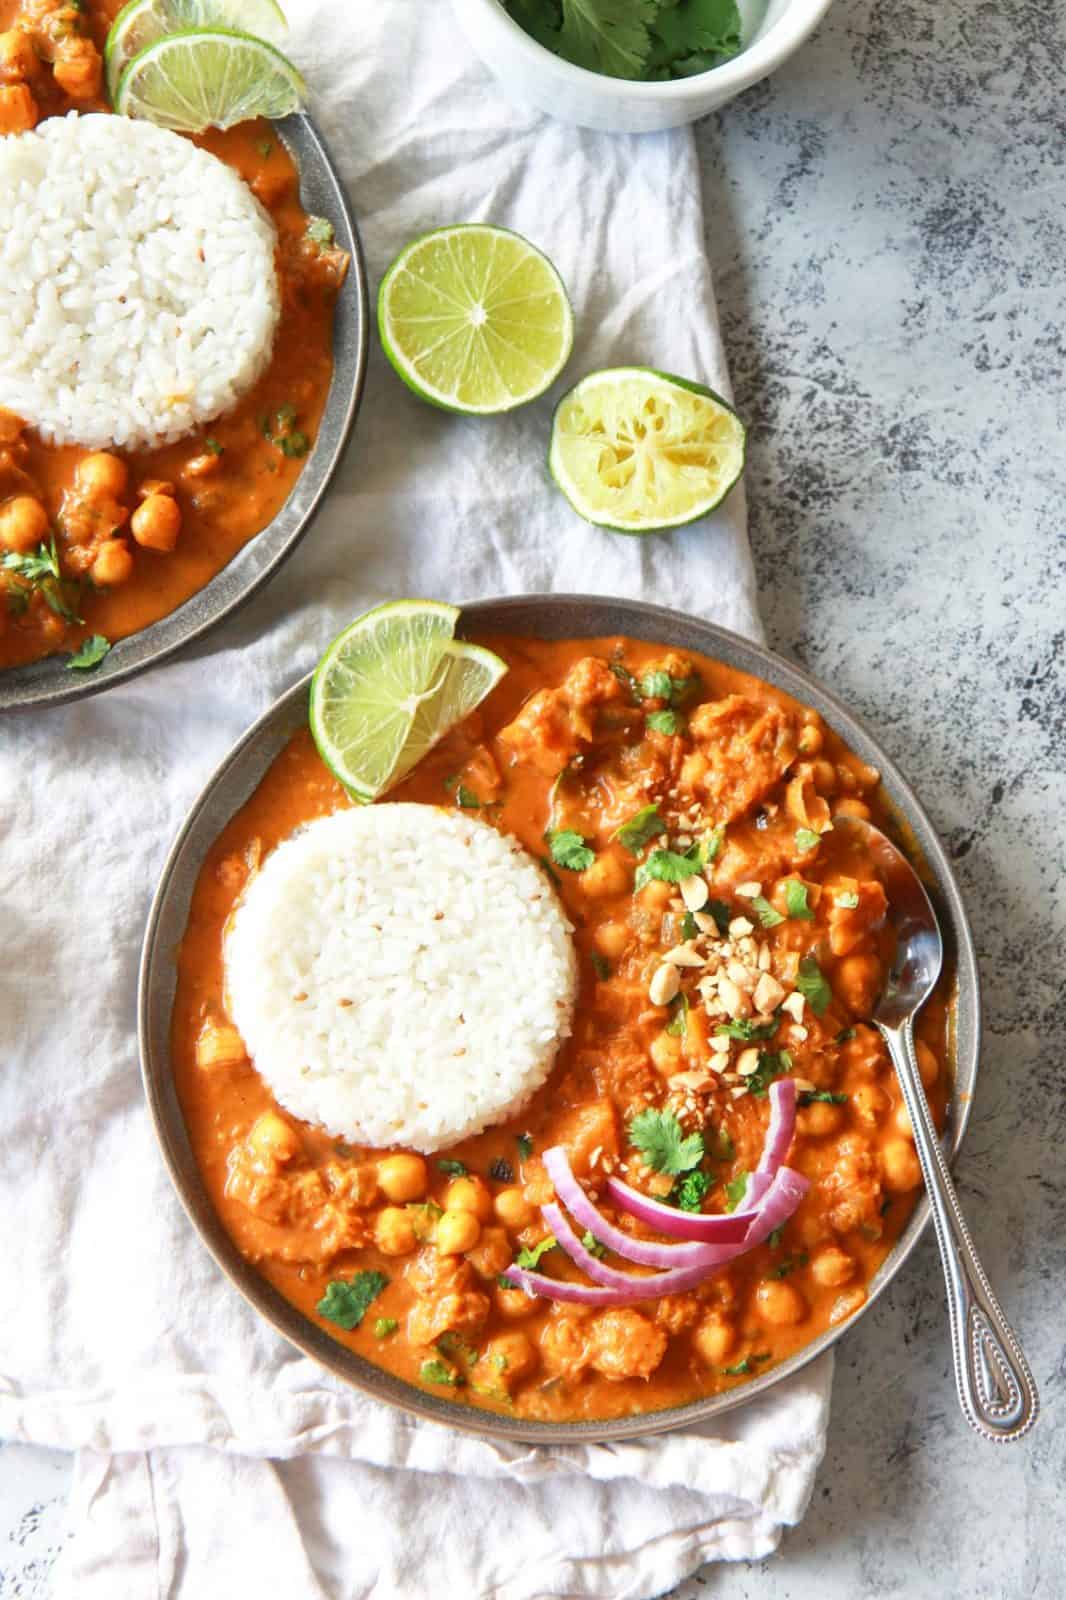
<box><xmin>0</xmin><ymin>4</ymin><xmax>831</xmax><ymax>1595</ymax></box>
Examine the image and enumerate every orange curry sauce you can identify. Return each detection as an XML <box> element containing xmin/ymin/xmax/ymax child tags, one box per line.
<box><xmin>0</xmin><ymin>0</ymin><xmax>346</xmax><ymax>668</ymax></box>
<box><xmin>173</xmin><ymin>637</ymin><xmax>950</xmax><ymax>1423</ymax></box>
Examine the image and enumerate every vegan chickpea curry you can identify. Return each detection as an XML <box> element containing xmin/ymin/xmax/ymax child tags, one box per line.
<box><xmin>0</xmin><ymin>0</ymin><xmax>347</xmax><ymax>671</ymax></box>
<box><xmin>173</xmin><ymin>635</ymin><xmax>950</xmax><ymax>1422</ymax></box>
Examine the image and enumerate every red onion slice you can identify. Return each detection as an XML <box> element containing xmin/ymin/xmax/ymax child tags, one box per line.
<box><xmin>603</xmin><ymin>1173</ymin><xmax>757</xmax><ymax>1241</ymax></box>
<box><xmin>757</xmin><ymin>1077</ymin><xmax>797</xmax><ymax>1178</ymax></box>
<box><xmin>542</xmin><ymin>1146</ymin><xmax>749</xmax><ymax>1265</ymax></box>
<box><xmin>542</xmin><ymin>1200</ymin><xmax>731</xmax><ymax>1295</ymax></box>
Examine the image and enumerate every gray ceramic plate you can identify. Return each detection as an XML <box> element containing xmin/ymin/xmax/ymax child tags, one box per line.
<box><xmin>1</xmin><ymin>113</ymin><xmax>368</xmax><ymax>714</ymax></box>
<box><xmin>139</xmin><ymin>594</ymin><xmax>980</xmax><ymax>1444</ymax></box>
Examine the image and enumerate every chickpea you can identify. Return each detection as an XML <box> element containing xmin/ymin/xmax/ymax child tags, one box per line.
<box><xmin>496</xmin><ymin>1284</ymin><xmax>535</xmax><ymax>1319</ymax></box>
<box><xmin>0</xmin><ymin>82</ymin><xmax>36</xmax><ymax>132</ymax></box>
<box><xmin>693</xmin><ymin>1315</ymin><xmax>735</xmax><ymax>1366</ymax></box>
<box><xmin>593</xmin><ymin>919</ymin><xmax>629</xmax><ymax>960</ymax></box>
<box><xmin>375</xmin><ymin>1206</ymin><xmax>418</xmax><ymax>1256</ymax></box>
<box><xmin>755</xmin><ymin>1279</ymin><xmax>808</xmax><ymax>1327</ymax></box>
<box><xmin>52</xmin><ymin>37</ymin><xmax>102</xmax><ymax>101</ymax></box>
<box><xmin>829</xmin><ymin>1286</ymin><xmax>867</xmax><ymax>1325</ymax></box>
<box><xmin>436</xmin><ymin>1208</ymin><xmax>481</xmax><ymax>1255</ymax></box>
<box><xmin>809</xmin><ymin>1246</ymin><xmax>855</xmax><ymax>1288</ymax></box>
<box><xmin>851</xmin><ymin>1083</ymin><xmax>888</xmax><ymax>1124</ymax></box>
<box><xmin>131</xmin><ymin>492</ymin><xmax>182</xmax><ymax>553</ymax></box>
<box><xmin>649</xmin><ymin>1030</ymin><xmax>683</xmax><ymax>1076</ymax></box>
<box><xmin>376</xmin><ymin>1153</ymin><xmax>427</xmax><ymax>1203</ymax></box>
<box><xmin>467</xmin><ymin>1225</ymin><xmax>511</xmax><ymax>1279</ymax></box>
<box><xmin>0</xmin><ymin>29</ymin><xmax>37</xmax><ymax>81</ymax></box>
<box><xmin>578</xmin><ymin>849</ymin><xmax>630</xmax><ymax>899</ymax></box>
<box><xmin>835</xmin><ymin>797</ymin><xmax>871</xmax><ymax>821</ymax></box>
<box><xmin>482</xmin><ymin>1331</ymin><xmax>537</xmax><ymax>1383</ymax></box>
<box><xmin>797</xmin><ymin>1101</ymin><xmax>844</xmax><ymax>1138</ymax></box>
<box><xmin>638</xmin><ymin>878</ymin><xmax>674</xmax><ymax>911</ymax></box>
<box><xmin>0</xmin><ymin>495</ymin><xmax>48</xmax><ymax>553</ymax></box>
<box><xmin>809</xmin><ymin>758</ymin><xmax>838</xmax><ymax>794</ymax></box>
<box><xmin>835</xmin><ymin>951</ymin><xmax>882</xmax><ymax>1014</ymax></box>
<box><xmin>248</xmin><ymin>1111</ymin><xmax>300</xmax><ymax>1166</ymax></box>
<box><xmin>445</xmin><ymin>1175</ymin><xmax>492</xmax><ymax>1221</ymax></box>
<box><xmin>916</xmin><ymin>1040</ymin><xmax>939</xmax><ymax>1088</ymax></box>
<box><xmin>75</xmin><ymin>452</ymin><xmax>128</xmax><ymax>501</ymax></box>
<box><xmin>894</xmin><ymin>1101</ymin><xmax>914</xmax><ymax>1138</ymax></box>
<box><xmin>882</xmin><ymin>1138</ymin><xmax>922</xmax><ymax>1193</ymax></box>
<box><xmin>90</xmin><ymin>538</ymin><xmax>133</xmax><ymax>587</ymax></box>
<box><xmin>493</xmin><ymin>1187</ymin><xmax>534</xmax><ymax>1231</ymax></box>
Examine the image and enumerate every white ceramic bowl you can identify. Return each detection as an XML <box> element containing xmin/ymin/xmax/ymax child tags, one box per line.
<box><xmin>451</xmin><ymin>0</ymin><xmax>833</xmax><ymax>133</ymax></box>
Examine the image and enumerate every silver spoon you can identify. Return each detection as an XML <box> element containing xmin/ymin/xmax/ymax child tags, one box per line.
<box><xmin>833</xmin><ymin>813</ymin><xmax>1038</xmax><ymax>1442</ymax></box>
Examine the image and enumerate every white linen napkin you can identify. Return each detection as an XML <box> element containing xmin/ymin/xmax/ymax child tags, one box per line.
<box><xmin>0</xmin><ymin>4</ymin><xmax>832</xmax><ymax>1593</ymax></box>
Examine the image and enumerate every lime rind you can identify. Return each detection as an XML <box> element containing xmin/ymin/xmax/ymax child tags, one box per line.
<box><xmin>105</xmin><ymin>0</ymin><xmax>288</xmax><ymax>101</ymax></box>
<box><xmin>378</xmin><ymin>223</ymin><xmax>574</xmax><ymax>416</ymax></box>
<box><xmin>548</xmin><ymin>366</ymin><xmax>747</xmax><ymax>535</ymax></box>
<box><xmin>114</xmin><ymin>26</ymin><xmax>305</xmax><ymax>132</ymax></box>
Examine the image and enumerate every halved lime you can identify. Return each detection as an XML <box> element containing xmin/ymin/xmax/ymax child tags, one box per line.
<box><xmin>105</xmin><ymin>0</ymin><xmax>287</xmax><ymax>101</ymax></box>
<box><xmin>114</xmin><ymin>27</ymin><xmax>305</xmax><ymax>132</ymax></box>
<box><xmin>548</xmin><ymin>368</ymin><xmax>747</xmax><ymax>534</ymax></box>
<box><xmin>378</xmin><ymin>224</ymin><xmax>574</xmax><ymax>415</ymax></box>
<box><xmin>309</xmin><ymin>602</ymin><xmax>508</xmax><ymax>802</ymax></box>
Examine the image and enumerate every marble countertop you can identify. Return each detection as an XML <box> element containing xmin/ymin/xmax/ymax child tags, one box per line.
<box><xmin>3</xmin><ymin>0</ymin><xmax>1061</xmax><ymax>1593</ymax></box>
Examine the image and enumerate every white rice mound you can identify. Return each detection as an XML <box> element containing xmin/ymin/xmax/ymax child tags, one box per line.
<box><xmin>0</xmin><ymin>113</ymin><xmax>280</xmax><ymax>450</ymax></box>
<box><xmin>225</xmin><ymin>806</ymin><xmax>578</xmax><ymax>1152</ymax></box>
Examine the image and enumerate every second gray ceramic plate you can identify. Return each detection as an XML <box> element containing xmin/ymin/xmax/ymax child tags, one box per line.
<box><xmin>139</xmin><ymin>594</ymin><xmax>980</xmax><ymax>1444</ymax></box>
<box><xmin>1</xmin><ymin>112</ymin><xmax>368</xmax><ymax>714</ymax></box>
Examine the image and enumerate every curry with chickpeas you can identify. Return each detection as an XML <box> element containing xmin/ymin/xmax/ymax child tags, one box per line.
<box><xmin>172</xmin><ymin>635</ymin><xmax>950</xmax><ymax>1422</ymax></box>
<box><xmin>0</xmin><ymin>0</ymin><xmax>347</xmax><ymax>670</ymax></box>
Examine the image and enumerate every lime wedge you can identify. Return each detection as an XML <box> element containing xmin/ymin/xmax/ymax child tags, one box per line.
<box><xmin>114</xmin><ymin>27</ymin><xmax>305</xmax><ymax>132</ymax></box>
<box><xmin>105</xmin><ymin>0</ymin><xmax>287</xmax><ymax>101</ymax></box>
<box><xmin>548</xmin><ymin>368</ymin><xmax>747</xmax><ymax>534</ymax></box>
<box><xmin>378</xmin><ymin>224</ymin><xmax>574</xmax><ymax>415</ymax></box>
<box><xmin>309</xmin><ymin>602</ymin><xmax>508</xmax><ymax>802</ymax></box>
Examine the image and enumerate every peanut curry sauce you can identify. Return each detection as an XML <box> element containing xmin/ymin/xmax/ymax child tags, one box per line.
<box><xmin>0</xmin><ymin>0</ymin><xmax>347</xmax><ymax>669</ymax></box>
<box><xmin>173</xmin><ymin>637</ymin><xmax>951</xmax><ymax>1423</ymax></box>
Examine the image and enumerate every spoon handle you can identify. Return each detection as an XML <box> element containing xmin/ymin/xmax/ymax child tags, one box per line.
<box><xmin>880</xmin><ymin>1020</ymin><xmax>1039</xmax><ymax>1442</ymax></box>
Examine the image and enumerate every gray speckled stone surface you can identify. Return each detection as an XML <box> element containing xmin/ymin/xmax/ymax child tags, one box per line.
<box><xmin>3</xmin><ymin>0</ymin><xmax>1062</xmax><ymax>1592</ymax></box>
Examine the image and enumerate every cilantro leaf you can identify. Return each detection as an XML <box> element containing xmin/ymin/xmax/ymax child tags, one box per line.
<box><xmin>547</xmin><ymin>828</ymin><xmax>595</xmax><ymax>871</ymax></box>
<box><xmin>640</xmin><ymin>670</ymin><xmax>673</xmax><ymax>699</ymax></box>
<box><xmin>795</xmin><ymin>827</ymin><xmax>821</xmax><ymax>853</ymax></box>
<box><xmin>751</xmin><ymin>895</ymin><xmax>785</xmax><ymax>928</ymax></box>
<box><xmin>317</xmin><ymin>1270</ymin><xmax>387</xmax><ymax>1330</ymax></box>
<box><xmin>799</xmin><ymin>1089</ymin><xmax>849</xmax><ymax>1105</ymax></box>
<box><xmin>204</xmin><ymin>436</ymin><xmax>224</xmax><ymax>456</ymax></box>
<box><xmin>456</xmin><ymin>784</ymin><xmax>482</xmax><ymax>809</ymax></box>
<box><xmin>705</xmin><ymin>897</ymin><xmax>731</xmax><ymax>934</ymax></box>
<box><xmin>646</xmin><ymin>708</ymin><xmax>680</xmax><ymax>735</ymax></box>
<box><xmin>373</xmin><ymin>1317</ymin><xmax>398</xmax><ymax>1338</ymax></box>
<box><xmin>608</xmin><ymin>659</ymin><xmax>641</xmax><ymax>701</ymax></box>
<box><xmin>701</xmin><ymin>824</ymin><xmax>725</xmax><ymax>863</ymax></box>
<box><xmin>67</xmin><ymin>634</ymin><xmax>110</xmax><ymax>671</ymax></box>
<box><xmin>420</xmin><ymin>1357</ymin><xmax>459</xmax><ymax>1386</ymax></box>
<box><xmin>714</xmin><ymin>1017</ymin><xmax>779</xmax><ymax>1042</ymax></box>
<box><xmin>722</xmin><ymin>1358</ymin><xmax>751</xmax><ymax>1375</ymax></box>
<box><xmin>634</xmin><ymin>847</ymin><xmax>702</xmax><ymax>893</ymax></box>
<box><xmin>767</xmin><ymin>1226</ymin><xmax>783</xmax><ymax>1250</ymax></box>
<box><xmin>769</xmin><ymin>1251</ymin><xmax>809</xmax><ymax>1280</ymax></box>
<box><xmin>649</xmin><ymin>0</ymin><xmax>741</xmax><ymax>71</ymax></box>
<box><xmin>556</xmin><ymin>0</ymin><xmax>659</xmax><ymax>80</ymax></box>
<box><xmin>681</xmin><ymin>910</ymin><xmax>699</xmax><ymax>941</ymax></box>
<box><xmin>724</xmin><ymin>1172</ymin><xmax>750</xmax><ymax>1211</ymax></box>
<box><xmin>797</xmin><ymin>954</ymin><xmax>832</xmax><ymax>1016</ymax></box>
<box><xmin>784</xmin><ymin>879</ymin><xmax>815</xmax><ymax>921</ymax></box>
<box><xmin>517</xmin><ymin>1133</ymin><xmax>534</xmax><ymax>1159</ymax></box>
<box><xmin>665</xmin><ymin>992</ymin><xmax>689</xmax><ymax>1037</ymax></box>
<box><xmin>672</xmin><ymin>1168</ymin><xmax>711</xmax><ymax>1212</ymax></box>
<box><xmin>437</xmin><ymin>1158</ymin><xmax>467</xmax><ymax>1177</ymax></box>
<box><xmin>613</xmin><ymin>803</ymin><xmax>666</xmax><ymax>854</ymax></box>
<box><xmin>747</xmin><ymin>1049</ymin><xmax>793</xmax><ymax>1097</ymax></box>
<box><xmin>515</xmin><ymin>1234</ymin><xmax>558</xmax><ymax>1270</ymax></box>
<box><xmin>836</xmin><ymin>1027</ymin><xmax>856</xmax><ymax>1043</ymax></box>
<box><xmin>580</xmin><ymin>1229</ymin><xmax>607</xmax><ymax>1258</ymax></box>
<box><xmin>628</xmin><ymin>1108</ymin><xmax>704</xmax><ymax>1175</ymax></box>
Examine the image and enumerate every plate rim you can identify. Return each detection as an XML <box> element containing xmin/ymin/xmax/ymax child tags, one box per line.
<box><xmin>138</xmin><ymin>594</ymin><xmax>981</xmax><ymax>1444</ymax></box>
<box><xmin>0</xmin><ymin>110</ymin><xmax>369</xmax><ymax>713</ymax></box>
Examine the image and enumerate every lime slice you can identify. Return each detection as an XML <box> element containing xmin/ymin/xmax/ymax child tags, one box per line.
<box><xmin>105</xmin><ymin>0</ymin><xmax>287</xmax><ymax>101</ymax></box>
<box><xmin>309</xmin><ymin>602</ymin><xmax>508</xmax><ymax>802</ymax></box>
<box><xmin>378</xmin><ymin>224</ymin><xmax>574</xmax><ymax>415</ymax></box>
<box><xmin>114</xmin><ymin>27</ymin><xmax>305</xmax><ymax>132</ymax></box>
<box><xmin>548</xmin><ymin>368</ymin><xmax>747</xmax><ymax>534</ymax></box>
<box><xmin>390</xmin><ymin>641</ymin><xmax>509</xmax><ymax>787</ymax></box>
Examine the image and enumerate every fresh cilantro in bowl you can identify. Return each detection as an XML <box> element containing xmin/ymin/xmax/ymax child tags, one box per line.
<box><xmin>504</xmin><ymin>0</ymin><xmax>743</xmax><ymax>81</ymax></box>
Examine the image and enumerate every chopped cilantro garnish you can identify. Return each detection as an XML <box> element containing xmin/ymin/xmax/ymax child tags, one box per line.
<box><xmin>836</xmin><ymin>1027</ymin><xmax>856</xmax><ymax>1043</ymax></box>
<box><xmin>420</xmin><ymin>1357</ymin><xmax>459</xmax><ymax>1386</ymax></box>
<box><xmin>799</xmin><ymin>1089</ymin><xmax>849</xmax><ymax>1106</ymax></box>
<box><xmin>546</xmin><ymin>828</ymin><xmax>595</xmax><ymax>871</ymax></box>
<box><xmin>672</xmin><ymin>1168</ymin><xmax>711</xmax><ymax>1212</ymax></box>
<box><xmin>67</xmin><ymin>634</ymin><xmax>110</xmax><ymax>672</ymax></box>
<box><xmin>373</xmin><ymin>1317</ymin><xmax>398</xmax><ymax>1338</ymax></box>
<box><xmin>628</xmin><ymin>1108</ymin><xmax>703</xmax><ymax>1175</ymax></box>
<box><xmin>751</xmin><ymin>894</ymin><xmax>785</xmax><ymax>929</ymax></box>
<box><xmin>609</xmin><ymin>660</ymin><xmax>641</xmax><ymax>701</ymax></box>
<box><xmin>797</xmin><ymin>954</ymin><xmax>832</xmax><ymax>1016</ymax></box>
<box><xmin>714</xmin><ymin>1017</ymin><xmax>779</xmax><ymax>1042</ymax></box>
<box><xmin>613</xmin><ymin>803</ymin><xmax>666</xmax><ymax>854</ymax></box>
<box><xmin>591</xmin><ymin>950</ymin><xmax>611</xmax><ymax>980</ymax></box>
<box><xmin>783</xmin><ymin>879</ymin><xmax>814</xmax><ymax>921</ymax></box>
<box><xmin>257</xmin><ymin>138</ymin><xmax>273</xmax><ymax>157</ymax></box>
<box><xmin>437</xmin><ymin>1331</ymin><xmax>479</xmax><ymax>1369</ymax></box>
<box><xmin>701</xmin><ymin>825</ymin><xmax>725</xmax><ymax>863</ymax></box>
<box><xmin>705</xmin><ymin>897</ymin><xmax>731</xmax><ymax>934</ymax></box>
<box><xmin>456</xmin><ymin>784</ymin><xmax>482</xmax><ymax>809</ymax></box>
<box><xmin>306</xmin><ymin>215</ymin><xmax>335</xmax><ymax>247</ymax></box>
<box><xmin>646</xmin><ymin>708</ymin><xmax>680</xmax><ymax>735</ymax></box>
<box><xmin>724</xmin><ymin>1172</ymin><xmax>750</xmax><ymax>1211</ymax></box>
<box><xmin>437</xmin><ymin>1158</ymin><xmax>467</xmax><ymax>1177</ymax></box>
<box><xmin>795</xmin><ymin>827</ymin><xmax>821</xmax><ymax>853</ymax></box>
<box><xmin>278</xmin><ymin>430</ymin><xmax>310</xmax><ymax>458</ymax></box>
<box><xmin>204</xmin><ymin>436</ymin><xmax>224</xmax><ymax>455</ymax></box>
<box><xmin>746</xmin><ymin>1049</ymin><xmax>793</xmax><ymax>1097</ymax></box>
<box><xmin>665</xmin><ymin>992</ymin><xmax>689</xmax><ymax>1037</ymax></box>
<box><xmin>836</xmin><ymin>890</ymin><xmax>860</xmax><ymax>909</ymax></box>
<box><xmin>680</xmin><ymin>910</ymin><xmax>699</xmax><ymax>941</ymax></box>
<box><xmin>767</xmin><ymin>1226</ymin><xmax>783</xmax><ymax>1250</ymax></box>
<box><xmin>634</xmin><ymin>845</ymin><xmax>702</xmax><ymax>893</ymax></box>
<box><xmin>722</xmin><ymin>1358</ymin><xmax>751</xmax><ymax>1375</ymax></box>
<box><xmin>640</xmin><ymin>670</ymin><xmax>672</xmax><ymax>699</ymax></box>
<box><xmin>316</xmin><ymin>1270</ymin><xmax>387</xmax><ymax>1330</ymax></box>
<box><xmin>580</xmin><ymin>1229</ymin><xmax>607</xmax><ymax>1258</ymax></box>
<box><xmin>769</xmin><ymin>1252</ymin><xmax>809</xmax><ymax>1279</ymax></box>
<box><xmin>538</xmin><ymin>854</ymin><xmax>561</xmax><ymax>886</ymax></box>
<box><xmin>515</xmin><ymin>1235</ymin><xmax>558</xmax><ymax>1270</ymax></box>
<box><xmin>517</xmin><ymin>1133</ymin><xmax>534</xmax><ymax>1160</ymax></box>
